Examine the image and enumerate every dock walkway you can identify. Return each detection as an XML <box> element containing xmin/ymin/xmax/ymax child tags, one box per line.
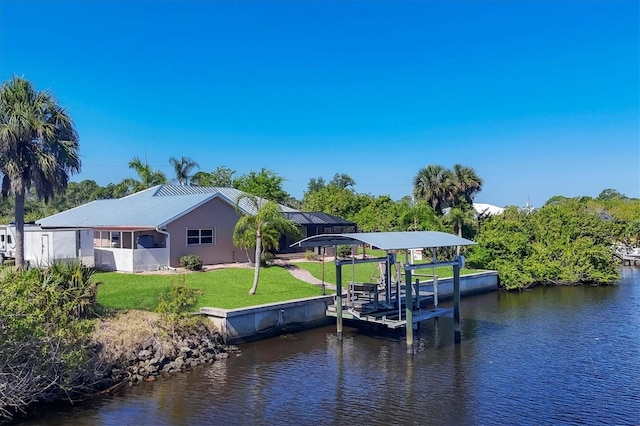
<box><xmin>614</xmin><ymin>246</ymin><xmax>640</xmax><ymax>266</ymax></box>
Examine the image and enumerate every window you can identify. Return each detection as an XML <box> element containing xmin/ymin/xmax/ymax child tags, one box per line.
<box><xmin>187</xmin><ymin>228</ymin><xmax>215</xmax><ymax>245</ymax></box>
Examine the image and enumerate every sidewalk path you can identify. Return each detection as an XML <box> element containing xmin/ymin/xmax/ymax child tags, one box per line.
<box><xmin>275</xmin><ymin>261</ymin><xmax>337</xmax><ymax>291</ymax></box>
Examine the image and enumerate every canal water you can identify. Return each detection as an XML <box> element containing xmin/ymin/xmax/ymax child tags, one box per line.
<box><xmin>20</xmin><ymin>267</ymin><xmax>640</xmax><ymax>425</ymax></box>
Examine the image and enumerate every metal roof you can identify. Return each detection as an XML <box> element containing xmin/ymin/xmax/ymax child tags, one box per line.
<box><xmin>292</xmin><ymin>231</ymin><xmax>475</xmax><ymax>250</ymax></box>
<box><xmin>284</xmin><ymin>212</ymin><xmax>356</xmax><ymax>226</ymax></box>
<box><xmin>37</xmin><ymin>185</ymin><xmax>299</xmax><ymax>229</ymax></box>
<box><xmin>154</xmin><ymin>186</ymin><xmax>294</xmax><ymax>212</ymax></box>
<box><xmin>153</xmin><ymin>185</ymin><xmax>298</xmax><ymax>214</ymax></box>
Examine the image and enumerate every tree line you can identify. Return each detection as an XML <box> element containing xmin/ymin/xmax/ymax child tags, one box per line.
<box><xmin>2</xmin><ymin>76</ymin><xmax>637</xmax><ymax>289</ymax></box>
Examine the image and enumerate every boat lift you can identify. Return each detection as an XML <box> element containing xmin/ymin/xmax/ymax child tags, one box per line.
<box><xmin>291</xmin><ymin>231</ymin><xmax>476</xmax><ymax>352</ymax></box>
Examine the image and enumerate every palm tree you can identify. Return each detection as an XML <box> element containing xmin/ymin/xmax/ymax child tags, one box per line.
<box><xmin>0</xmin><ymin>76</ymin><xmax>81</xmax><ymax>268</ymax></box>
<box><xmin>123</xmin><ymin>156</ymin><xmax>167</xmax><ymax>193</ymax></box>
<box><xmin>399</xmin><ymin>199</ymin><xmax>443</xmax><ymax>231</ymax></box>
<box><xmin>424</xmin><ymin>164</ymin><xmax>482</xmax><ymax>254</ymax></box>
<box><xmin>169</xmin><ymin>156</ymin><xmax>199</xmax><ymax>186</ymax></box>
<box><xmin>233</xmin><ymin>194</ymin><xmax>299</xmax><ymax>295</ymax></box>
<box><xmin>449</xmin><ymin>164</ymin><xmax>483</xmax><ymax>239</ymax></box>
<box><xmin>412</xmin><ymin>164</ymin><xmax>453</xmax><ymax>214</ymax></box>
<box><xmin>233</xmin><ymin>223</ymin><xmax>282</xmax><ymax>262</ymax></box>
<box><xmin>451</xmin><ymin>164</ymin><xmax>483</xmax><ymax>206</ymax></box>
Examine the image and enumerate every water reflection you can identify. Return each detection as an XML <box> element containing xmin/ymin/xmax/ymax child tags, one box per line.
<box><xmin>20</xmin><ymin>268</ymin><xmax>640</xmax><ymax>426</ymax></box>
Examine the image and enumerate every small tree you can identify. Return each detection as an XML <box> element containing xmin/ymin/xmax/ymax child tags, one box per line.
<box><xmin>233</xmin><ymin>194</ymin><xmax>299</xmax><ymax>295</ymax></box>
<box><xmin>191</xmin><ymin>166</ymin><xmax>236</xmax><ymax>187</ymax></box>
<box><xmin>233</xmin><ymin>168</ymin><xmax>290</xmax><ymax>204</ymax></box>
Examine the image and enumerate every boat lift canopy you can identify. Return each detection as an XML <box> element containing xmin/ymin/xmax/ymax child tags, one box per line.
<box><xmin>292</xmin><ymin>230</ymin><xmax>475</xmax><ymax>251</ymax></box>
<box><xmin>291</xmin><ymin>231</ymin><xmax>476</xmax><ymax>351</ymax></box>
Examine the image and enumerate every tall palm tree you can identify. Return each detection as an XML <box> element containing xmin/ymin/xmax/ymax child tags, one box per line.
<box><xmin>412</xmin><ymin>164</ymin><xmax>453</xmax><ymax>214</ymax></box>
<box><xmin>449</xmin><ymin>164</ymin><xmax>483</xmax><ymax>236</ymax></box>
<box><xmin>169</xmin><ymin>156</ymin><xmax>199</xmax><ymax>186</ymax></box>
<box><xmin>451</xmin><ymin>164</ymin><xmax>483</xmax><ymax>206</ymax></box>
<box><xmin>233</xmin><ymin>194</ymin><xmax>299</xmax><ymax>295</ymax></box>
<box><xmin>0</xmin><ymin>76</ymin><xmax>81</xmax><ymax>268</ymax></box>
<box><xmin>447</xmin><ymin>164</ymin><xmax>483</xmax><ymax>254</ymax></box>
<box><xmin>123</xmin><ymin>156</ymin><xmax>167</xmax><ymax>193</ymax></box>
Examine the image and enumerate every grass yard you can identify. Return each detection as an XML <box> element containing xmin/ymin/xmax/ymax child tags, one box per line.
<box><xmin>295</xmin><ymin>259</ymin><xmax>481</xmax><ymax>285</ymax></box>
<box><xmin>96</xmin><ymin>266</ymin><xmax>326</xmax><ymax>311</ymax></box>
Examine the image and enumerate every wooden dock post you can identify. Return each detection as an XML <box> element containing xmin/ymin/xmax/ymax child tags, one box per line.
<box><xmin>453</xmin><ymin>260</ymin><xmax>461</xmax><ymax>344</ymax></box>
<box><xmin>405</xmin><ymin>268</ymin><xmax>413</xmax><ymax>352</ymax></box>
<box><xmin>335</xmin><ymin>259</ymin><xmax>343</xmax><ymax>341</ymax></box>
<box><xmin>385</xmin><ymin>252</ymin><xmax>393</xmax><ymax>305</ymax></box>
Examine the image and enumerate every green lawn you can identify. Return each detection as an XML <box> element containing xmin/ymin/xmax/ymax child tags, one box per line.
<box><xmin>96</xmin><ymin>266</ymin><xmax>326</xmax><ymax>311</ymax></box>
<box><xmin>295</xmin><ymin>258</ymin><xmax>480</xmax><ymax>285</ymax></box>
<box><xmin>96</xmin><ymin>256</ymin><xmax>483</xmax><ymax>312</ymax></box>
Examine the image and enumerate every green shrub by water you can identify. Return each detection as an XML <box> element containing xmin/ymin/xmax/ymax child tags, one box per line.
<box><xmin>466</xmin><ymin>202</ymin><xmax>619</xmax><ymax>289</ymax></box>
<box><xmin>0</xmin><ymin>262</ymin><xmax>101</xmax><ymax>421</ymax></box>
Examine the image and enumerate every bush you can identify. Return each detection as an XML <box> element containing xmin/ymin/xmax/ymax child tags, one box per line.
<box><xmin>44</xmin><ymin>260</ymin><xmax>100</xmax><ymax>318</ymax></box>
<box><xmin>155</xmin><ymin>275</ymin><xmax>204</xmax><ymax>336</ymax></box>
<box><xmin>470</xmin><ymin>202</ymin><xmax>619</xmax><ymax>289</ymax></box>
<box><xmin>180</xmin><ymin>255</ymin><xmax>203</xmax><ymax>271</ymax></box>
<box><xmin>304</xmin><ymin>250</ymin><xmax>318</xmax><ymax>261</ymax></box>
<box><xmin>260</xmin><ymin>251</ymin><xmax>275</xmax><ymax>267</ymax></box>
<box><xmin>0</xmin><ymin>264</ymin><xmax>101</xmax><ymax>422</ymax></box>
<box><xmin>337</xmin><ymin>245</ymin><xmax>352</xmax><ymax>258</ymax></box>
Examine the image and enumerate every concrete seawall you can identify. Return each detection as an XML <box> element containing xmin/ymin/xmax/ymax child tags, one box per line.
<box><xmin>200</xmin><ymin>295</ymin><xmax>335</xmax><ymax>344</ymax></box>
<box><xmin>424</xmin><ymin>270</ymin><xmax>499</xmax><ymax>300</ymax></box>
<box><xmin>201</xmin><ymin>271</ymin><xmax>498</xmax><ymax>344</ymax></box>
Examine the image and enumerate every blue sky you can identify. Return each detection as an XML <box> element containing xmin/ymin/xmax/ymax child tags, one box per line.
<box><xmin>1</xmin><ymin>0</ymin><xmax>638</xmax><ymax>208</ymax></box>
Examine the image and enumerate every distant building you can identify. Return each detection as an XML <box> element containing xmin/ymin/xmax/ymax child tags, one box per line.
<box><xmin>472</xmin><ymin>203</ymin><xmax>505</xmax><ymax>216</ymax></box>
<box><xmin>443</xmin><ymin>203</ymin><xmax>505</xmax><ymax>217</ymax></box>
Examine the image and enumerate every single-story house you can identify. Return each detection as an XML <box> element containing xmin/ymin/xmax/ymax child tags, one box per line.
<box><xmin>37</xmin><ymin>185</ymin><xmax>355</xmax><ymax>272</ymax></box>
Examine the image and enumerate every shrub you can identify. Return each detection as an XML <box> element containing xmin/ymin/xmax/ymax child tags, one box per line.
<box><xmin>337</xmin><ymin>245</ymin><xmax>352</xmax><ymax>258</ymax></box>
<box><xmin>180</xmin><ymin>254</ymin><xmax>203</xmax><ymax>271</ymax></box>
<box><xmin>304</xmin><ymin>250</ymin><xmax>318</xmax><ymax>261</ymax></box>
<box><xmin>155</xmin><ymin>275</ymin><xmax>204</xmax><ymax>335</ymax></box>
<box><xmin>0</xmin><ymin>265</ymin><xmax>101</xmax><ymax>422</ymax></box>
<box><xmin>260</xmin><ymin>251</ymin><xmax>275</xmax><ymax>267</ymax></box>
<box><xmin>44</xmin><ymin>260</ymin><xmax>100</xmax><ymax>318</ymax></box>
<box><xmin>156</xmin><ymin>275</ymin><xmax>203</xmax><ymax>315</ymax></box>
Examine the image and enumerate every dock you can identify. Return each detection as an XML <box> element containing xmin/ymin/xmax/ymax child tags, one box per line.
<box><xmin>291</xmin><ymin>231</ymin><xmax>475</xmax><ymax>352</ymax></box>
<box><xmin>326</xmin><ymin>279</ymin><xmax>446</xmax><ymax>329</ymax></box>
<box><xmin>614</xmin><ymin>245</ymin><xmax>640</xmax><ymax>266</ymax></box>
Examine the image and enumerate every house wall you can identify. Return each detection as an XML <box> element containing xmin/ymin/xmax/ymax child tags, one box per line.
<box><xmin>132</xmin><ymin>248</ymin><xmax>167</xmax><ymax>272</ymax></box>
<box><xmin>165</xmin><ymin>197</ymin><xmax>242</xmax><ymax>267</ymax></box>
<box><xmin>94</xmin><ymin>248</ymin><xmax>133</xmax><ymax>271</ymax></box>
<box><xmin>23</xmin><ymin>228</ymin><xmax>94</xmax><ymax>268</ymax></box>
<box><xmin>79</xmin><ymin>229</ymin><xmax>95</xmax><ymax>267</ymax></box>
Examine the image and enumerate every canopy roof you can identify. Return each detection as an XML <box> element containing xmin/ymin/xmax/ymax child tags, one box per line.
<box><xmin>292</xmin><ymin>231</ymin><xmax>475</xmax><ymax>251</ymax></box>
